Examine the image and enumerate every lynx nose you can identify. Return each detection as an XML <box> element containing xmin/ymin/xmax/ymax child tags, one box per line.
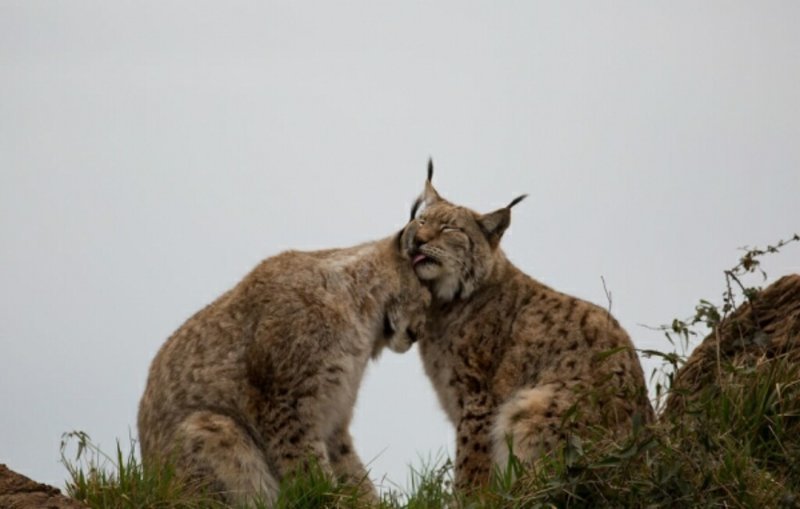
<box><xmin>414</xmin><ymin>225</ymin><xmax>435</xmax><ymax>248</ymax></box>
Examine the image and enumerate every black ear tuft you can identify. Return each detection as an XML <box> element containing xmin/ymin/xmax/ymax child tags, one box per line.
<box><xmin>506</xmin><ymin>194</ymin><xmax>528</xmax><ymax>209</ymax></box>
<box><xmin>409</xmin><ymin>196</ymin><xmax>423</xmax><ymax>221</ymax></box>
<box><xmin>427</xmin><ymin>158</ymin><xmax>434</xmax><ymax>182</ymax></box>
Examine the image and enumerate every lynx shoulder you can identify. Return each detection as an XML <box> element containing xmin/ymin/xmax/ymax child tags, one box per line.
<box><xmin>400</xmin><ymin>163</ymin><xmax>654</xmax><ymax>489</ymax></box>
<box><xmin>138</xmin><ymin>235</ymin><xmax>429</xmax><ymax>505</ymax></box>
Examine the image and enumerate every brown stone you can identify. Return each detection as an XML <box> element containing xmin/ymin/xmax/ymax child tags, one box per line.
<box><xmin>665</xmin><ymin>273</ymin><xmax>800</xmax><ymax>416</ymax></box>
<box><xmin>0</xmin><ymin>464</ymin><xmax>86</xmax><ymax>509</ymax></box>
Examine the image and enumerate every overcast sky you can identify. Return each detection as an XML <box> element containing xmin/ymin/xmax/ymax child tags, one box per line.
<box><xmin>1</xmin><ymin>1</ymin><xmax>798</xmax><ymax>491</ymax></box>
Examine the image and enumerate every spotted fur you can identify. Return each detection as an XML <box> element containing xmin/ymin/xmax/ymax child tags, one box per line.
<box><xmin>138</xmin><ymin>235</ymin><xmax>430</xmax><ymax>505</ymax></box>
<box><xmin>400</xmin><ymin>166</ymin><xmax>654</xmax><ymax>490</ymax></box>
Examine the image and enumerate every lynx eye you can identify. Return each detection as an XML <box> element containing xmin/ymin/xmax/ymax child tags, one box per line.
<box><xmin>441</xmin><ymin>225</ymin><xmax>462</xmax><ymax>233</ymax></box>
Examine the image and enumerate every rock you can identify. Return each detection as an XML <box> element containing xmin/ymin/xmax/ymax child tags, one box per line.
<box><xmin>0</xmin><ymin>464</ymin><xmax>87</xmax><ymax>509</ymax></box>
<box><xmin>665</xmin><ymin>273</ymin><xmax>800</xmax><ymax>416</ymax></box>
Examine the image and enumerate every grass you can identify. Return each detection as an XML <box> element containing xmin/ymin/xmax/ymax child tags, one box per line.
<box><xmin>59</xmin><ymin>350</ymin><xmax>800</xmax><ymax>508</ymax></box>
<box><xmin>492</xmin><ymin>352</ymin><xmax>800</xmax><ymax>508</ymax></box>
<box><xmin>60</xmin><ymin>431</ymin><xmax>225</xmax><ymax>509</ymax></box>
<box><xmin>59</xmin><ymin>433</ymin><xmax>457</xmax><ymax>509</ymax></box>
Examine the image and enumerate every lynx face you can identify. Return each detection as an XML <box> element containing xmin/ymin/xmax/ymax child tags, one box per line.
<box><xmin>401</xmin><ymin>203</ymin><xmax>495</xmax><ymax>302</ymax></box>
<box><xmin>400</xmin><ymin>166</ymin><xmax>525</xmax><ymax>302</ymax></box>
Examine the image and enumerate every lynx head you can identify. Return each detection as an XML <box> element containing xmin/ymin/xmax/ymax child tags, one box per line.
<box><xmin>372</xmin><ymin>239</ymin><xmax>431</xmax><ymax>358</ymax></box>
<box><xmin>400</xmin><ymin>159</ymin><xmax>526</xmax><ymax>302</ymax></box>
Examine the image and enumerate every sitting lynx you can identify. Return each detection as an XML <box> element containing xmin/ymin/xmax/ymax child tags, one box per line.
<box><xmin>138</xmin><ymin>234</ymin><xmax>430</xmax><ymax>505</ymax></box>
<box><xmin>400</xmin><ymin>163</ymin><xmax>654</xmax><ymax>490</ymax></box>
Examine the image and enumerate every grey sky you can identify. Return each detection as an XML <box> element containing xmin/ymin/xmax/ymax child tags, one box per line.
<box><xmin>1</xmin><ymin>1</ymin><xmax>798</xmax><ymax>490</ymax></box>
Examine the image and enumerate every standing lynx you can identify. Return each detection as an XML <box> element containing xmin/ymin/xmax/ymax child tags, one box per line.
<box><xmin>138</xmin><ymin>234</ymin><xmax>430</xmax><ymax>505</ymax></box>
<box><xmin>400</xmin><ymin>163</ymin><xmax>654</xmax><ymax>490</ymax></box>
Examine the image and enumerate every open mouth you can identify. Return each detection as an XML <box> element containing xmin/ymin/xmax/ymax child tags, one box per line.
<box><xmin>411</xmin><ymin>252</ymin><xmax>439</xmax><ymax>267</ymax></box>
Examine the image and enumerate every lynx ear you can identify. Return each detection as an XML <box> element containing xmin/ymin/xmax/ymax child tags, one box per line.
<box><xmin>477</xmin><ymin>209</ymin><xmax>511</xmax><ymax>248</ymax></box>
<box><xmin>477</xmin><ymin>194</ymin><xmax>527</xmax><ymax>248</ymax></box>
<box><xmin>409</xmin><ymin>196</ymin><xmax>423</xmax><ymax>221</ymax></box>
<box><xmin>410</xmin><ymin>158</ymin><xmax>441</xmax><ymax>220</ymax></box>
<box><xmin>423</xmin><ymin>158</ymin><xmax>442</xmax><ymax>206</ymax></box>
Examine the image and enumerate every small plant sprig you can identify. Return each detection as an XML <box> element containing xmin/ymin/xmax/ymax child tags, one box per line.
<box><xmin>680</xmin><ymin>233</ymin><xmax>796</xmax><ymax>341</ymax></box>
<box><xmin>721</xmin><ymin>234</ymin><xmax>800</xmax><ymax>320</ymax></box>
<box><xmin>666</xmin><ymin>233</ymin><xmax>798</xmax><ymax>343</ymax></box>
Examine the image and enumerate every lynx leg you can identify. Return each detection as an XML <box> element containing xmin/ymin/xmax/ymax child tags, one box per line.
<box><xmin>454</xmin><ymin>395</ymin><xmax>495</xmax><ymax>491</ymax></box>
<box><xmin>260</xmin><ymin>400</ymin><xmax>334</xmax><ymax>481</ymax></box>
<box><xmin>490</xmin><ymin>383</ymin><xmax>576</xmax><ymax>470</ymax></box>
<box><xmin>326</xmin><ymin>427</ymin><xmax>378</xmax><ymax>502</ymax></box>
<box><xmin>173</xmin><ymin>410</ymin><xmax>279</xmax><ymax>506</ymax></box>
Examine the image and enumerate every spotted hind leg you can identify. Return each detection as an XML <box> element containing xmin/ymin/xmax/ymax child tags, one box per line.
<box><xmin>490</xmin><ymin>383</ymin><xmax>578</xmax><ymax>471</ymax></box>
<box><xmin>172</xmin><ymin>410</ymin><xmax>279</xmax><ymax>506</ymax></box>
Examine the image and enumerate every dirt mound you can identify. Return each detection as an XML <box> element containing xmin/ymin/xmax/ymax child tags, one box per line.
<box><xmin>0</xmin><ymin>464</ymin><xmax>86</xmax><ymax>509</ymax></box>
<box><xmin>665</xmin><ymin>273</ymin><xmax>800</xmax><ymax>416</ymax></box>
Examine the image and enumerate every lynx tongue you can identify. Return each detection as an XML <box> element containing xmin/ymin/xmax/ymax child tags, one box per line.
<box><xmin>412</xmin><ymin>253</ymin><xmax>428</xmax><ymax>266</ymax></box>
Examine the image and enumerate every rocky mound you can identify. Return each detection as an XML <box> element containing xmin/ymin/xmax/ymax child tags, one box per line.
<box><xmin>665</xmin><ymin>273</ymin><xmax>800</xmax><ymax>416</ymax></box>
<box><xmin>0</xmin><ymin>464</ymin><xmax>86</xmax><ymax>509</ymax></box>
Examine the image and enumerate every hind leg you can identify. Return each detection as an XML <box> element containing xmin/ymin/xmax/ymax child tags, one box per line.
<box><xmin>491</xmin><ymin>383</ymin><xmax>578</xmax><ymax>471</ymax></box>
<box><xmin>173</xmin><ymin>410</ymin><xmax>279</xmax><ymax>506</ymax></box>
<box><xmin>492</xmin><ymin>378</ymin><xmax>651</xmax><ymax>472</ymax></box>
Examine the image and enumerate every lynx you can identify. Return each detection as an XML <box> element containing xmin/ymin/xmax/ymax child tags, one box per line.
<box><xmin>138</xmin><ymin>234</ymin><xmax>430</xmax><ymax>505</ymax></box>
<box><xmin>399</xmin><ymin>163</ymin><xmax>654</xmax><ymax>490</ymax></box>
